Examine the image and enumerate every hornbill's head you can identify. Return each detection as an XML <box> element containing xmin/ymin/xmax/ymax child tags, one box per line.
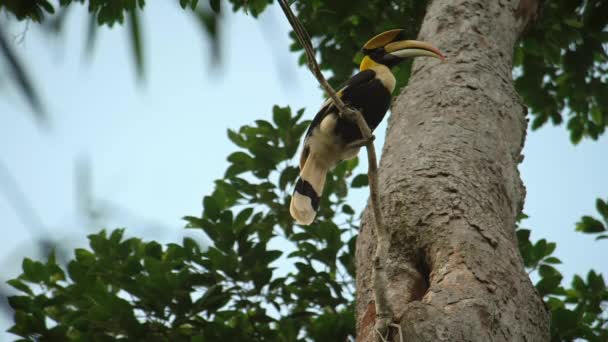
<box><xmin>360</xmin><ymin>29</ymin><xmax>444</xmax><ymax>70</ymax></box>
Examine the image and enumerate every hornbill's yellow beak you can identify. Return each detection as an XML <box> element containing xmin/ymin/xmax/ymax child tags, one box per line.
<box><xmin>384</xmin><ymin>40</ymin><xmax>445</xmax><ymax>60</ymax></box>
<box><xmin>360</xmin><ymin>29</ymin><xmax>444</xmax><ymax>70</ymax></box>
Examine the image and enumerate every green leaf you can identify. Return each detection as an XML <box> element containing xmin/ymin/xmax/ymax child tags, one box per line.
<box><xmin>203</xmin><ymin>195</ymin><xmax>221</xmax><ymax>219</ymax></box>
<box><xmin>227</xmin><ymin>151</ymin><xmax>254</xmax><ymax>167</ymax></box>
<box><xmin>184</xmin><ymin>236</ymin><xmax>203</xmax><ymax>257</ymax></box>
<box><xmin>543</xmin><ymin>257</ymin><xmax>562</xmax><ymax>264</ymax></box>
<box><xmin>568</xmin><ymin>116</ymin><xmax>584</xmax><ymax>144</ymax></box>
<box><xmin>531</xmin><ymin>114</ymin><xmax>549</xmax><ymax>130</ymax></box>
<box><xmin>564</xmin><ymin>19</ymin><xmax>583</xmax><ymax>28</ymax></box>
<box><xmin>234</xmin><ymin>207</ymin><xmax>254</xmax><ymax>227</ymax></box>
<box><xmin>75</xmin><ymin>248</ymin><xmax>96</xmax><ymax>264</ymax></box>
<box><xmin>8</xmin><ymin>296</ymin><xmax>33</xmax><ymax>311</ymax></box>
<box><xmin>587</xmin><ymin>270</ymin><xmax>605</xmax><ymax>294</ymax></box>
<box><xmin>210</xmin><ymin>0</ymin><xmax>220</xmax><ymax>12</ymax></box>
<box><xmin>40</xmin><ymin>1</ymin><xmax>55</xmax><ymax>14</ymax></box>
<box><xmin>128</xmin><ymin>9</ymin><xmax>144</xmax><ymax>80</ymax></box>
<box><xmin>516</xmin><ymin>229</ymin><xmax>531</xmax><ymax>242</ymax></box>
<box><xmin>552</xmin><ymin>308</ymin><xmax>579</xmax><ymax>333</ymax></box>
<box><xmin>596</xmin><ymin>198</ymin><xmax>608</xmax><ymax>220</ymax></box>
<box><xmin>6</xmin><ymin>279</ymin><xmax>33</xmax><ymax>296</ymax></box>
<box><xmin>545</xmin><ymin>242</ymin><xmax>556</xmax><ymax>256</ymax></box>
<box><xmin>0</xmin><ymin>26</ymin><xmax>46</xmax><ymax>122</ymax></box>
<box><xmin>110</xmin><ymin>228</ymin><xmax>125</xmax><ymax>244</ymax></box>
<box><xmin>533</xmin><ymin>239</ymin><xmax>548</xmax><ymax>259</ymax></box>
<box><xmin>83</xmin><ymin>12</ymin><xmax>99</xmax><ymax>58</ymax></box>
<box><xmin>536</xmin><ymin>264</ymin><xmax>563</xmax><ymax>296</ymax></box>
<box><xmin>125</xmin><ymin>258</ymin><xmax>143</xmax><ymax>275</ymax></box>
<box><xmin>145</xmin><ymin>241</ymin><xmax>163</xmax><ymax>259</ymax></box>
<box><xmin>576</xmin><ymin>216</ymin><xmax>606</xmax><ymax>233</ymax></box>
<box><xmin>342</xmin><ymin>204</ymin><xmax>354</xmax><ymax>215</ymax></box>
<box><xmin>350</xmin><ymin>174</ymin><xmax>368</xmax><ymax>188</ymax></box>
<box><xmin>516</xmin><ymin>212</ymin><xmax>529</xmax><ymax>222</ymax></box>
<box><xmin>272</xmin><ymin>105</ymin><xmax>291</xmax><ymax>129</ymax></box>
<box><xmin>193</xmin><ymin>284</ymin><xmax>230</xmax><ymax>313</ymax></box>
<box><xmin>265</xmin><ymin>250</ymin><xmax>282</xmax><ymax>263</ymax></box>
<box><xmin>191</xmin><ymin>335</ymin><xmax>204</xmax><ymax>342</ymax></box>
<box><xmin>227</xmin><ymin>129</ymin><xmax>247</xmax><ymax>148</ymax></box>
<box><xmin>279</xmin><ymin>166</ymin><xmax>299</xmax><ymax>190</ymax></box>
<box><xmin>22</xmin><ymin>258</ymin><xmax>47</xmax><ymax>283</ymax></box>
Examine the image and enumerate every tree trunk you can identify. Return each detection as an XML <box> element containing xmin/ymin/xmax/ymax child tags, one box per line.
<box><xmin>355</xmin><ymin>0</ymin><xmax>549</xmax><ymax>341</ymax></box>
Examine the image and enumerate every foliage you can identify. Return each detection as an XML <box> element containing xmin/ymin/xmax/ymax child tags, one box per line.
<box><xmin>576</xmin><ymin>198</ymin><xmax>608</xmax><ymax>240</ymax></box>
<box><xmin>517</xmin><ymin>214</ymin><xmax>608</xmax><ymax>341</ymax></box>
<box><xmin>0</xmin><ymin>0</ymin><xmax>194</xmax><ymax>25</ymax></box>
<box><xmin>0</xmin><ymin>0</ymin><xmax>215</xmax><ymax>119</ymax></box>
<box><xmin>0</xmin><ymin>0</ymin><xmax>56</xmax><ymax>22</ymax></box>
<box><xmin>7</xmin><ymin>106</ymin><xmax>360</xmax><ymax>341</ymax></box>
<box><xmin>514</xmin><ymin>0</ymin><xmax>608</xmax><ymax>144</ymax></box>
<box><xmin>275</xmin><ymin>0</ymin><xmax>608</xmax><ymax>142</ymax></box>
<box><xmin>7</xmin><ymin>107</ymin><xmax>608</xmax><ymax>341</ymax></box>
<box><xmin>3</xmin><ymin>0</ymin><xmax>608</xmax><ymax>341</ymax></box>
<box><xmin>3</xmin><ymin>0</ymin><xmax>607</xmax><ymax>141</ymax></box>
<box><xmin>282</xmin><ymin>0</ymin><xmax>608</xmax><ymax>143</ymax></box>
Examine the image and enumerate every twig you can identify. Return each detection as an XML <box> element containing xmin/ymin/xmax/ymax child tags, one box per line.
<box><xmin>277</xmin><ymin>1</ymin><xmax>392</xmax><ymax>340</ymax></box>
<box><xmin>277</xmin><ymin>0</ymin><xmax>352</xmax><ymax>119</ymax></box>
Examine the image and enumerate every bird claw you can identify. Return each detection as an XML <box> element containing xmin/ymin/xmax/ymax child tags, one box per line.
<box><xmin>347</xmin><ymin>135</ymin><xmax>376</xmax><ymax>149</ymax></box>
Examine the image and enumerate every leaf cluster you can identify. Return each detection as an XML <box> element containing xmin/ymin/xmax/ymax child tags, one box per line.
<box><xmin>227</xmin><ymin>0</ymin><xmax>608</xmax><ymax>144</ymax></box>
<box><xmin>4</xmin><ymin>0</ymin><xmax>607</xmax><ymax>142</ymax></box>
<box><xmin>515</xmin><ymin>0</ymin><xmax>608</xmax><ymax>143</ymax></box>
<box><xmin>0</xmin><ymin>0</ymin><xmax>219</xmax><ymax>119</ymax></box>
<box><xmin>575</xmin><ymin>198</ymin><xmax>608</xmax><ymax>240</ymax></box>
<box><xmin>3</xmin><ymin>1</ymin><xmax>608</xmax><ymax>340</ymax></box>
<box><xmin>226</xmin><ymin>0</ymin><xmax>608</xmax><ymax>142</ymax></box>
<box><xmin>8</xmin><ymin>230</ymin><xmax>234</xmax><ymax>341</ymax></box>
<box><xmin>7</xmin><ymin>105</ymin><xmax>360</xmax><ymax>341</ymax></box>
<box><xmin>256</xmin><ymin>0</ymin><xmax>608</xmax><ymax>142</ymax></box>
<box><xmin>0</xmin><ymin>0</ymin><xmax>146</xmax><ymax>26</ymax></box>
<box><xmin>0</xmin><ymin>1</ymin><xmax>202</xmax><ymax>26</ymax></box>
<box><xmin>517</xmin><ymin>213</ymin><xmax>608</xmax><ymax>341</ymax></box>
<box><xmin>220</xmin><ymin>0</ymin><xmax>427</xmax><ymax>90</ymax></box>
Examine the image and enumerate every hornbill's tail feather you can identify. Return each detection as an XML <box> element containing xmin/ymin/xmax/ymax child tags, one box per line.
<box><xmin>290</xmin><ymin>154</ymin><xmax>327</xmax><ymax>225</ymax></box>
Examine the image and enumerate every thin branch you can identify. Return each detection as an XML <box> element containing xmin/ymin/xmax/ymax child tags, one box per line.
<box><xmin>277</xmin><ymin>0</ymin><xmax>353</xmax><ymax>119</ymax></box>
<box><xmin>277</xmin><ymin>1</ymin><xmax>392</xmax><ymax>340</ymax></box>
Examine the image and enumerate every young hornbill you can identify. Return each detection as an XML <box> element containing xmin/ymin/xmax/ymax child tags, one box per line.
<box><xmin>290</xmin><ymin>29</ymin><xmax>444</xmax><ymax>225</ymax></box>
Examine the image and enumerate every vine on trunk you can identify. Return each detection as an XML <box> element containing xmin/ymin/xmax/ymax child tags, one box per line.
<box><xmin>276</xmin><ymin>1</ymin><xmax>393</xmax><ymax>340</ymax></box>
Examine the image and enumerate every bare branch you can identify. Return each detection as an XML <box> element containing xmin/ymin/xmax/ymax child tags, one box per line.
<box><xmin>277</xmin><ymin>1</ymin><xmax>392</xmax><ymax>339</ymax></box>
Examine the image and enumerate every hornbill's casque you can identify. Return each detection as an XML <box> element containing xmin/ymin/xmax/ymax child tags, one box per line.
<box><xmin>290</xmin><ymin>29</ymin><xmax>444</xmax><ymax>225</ymax></box>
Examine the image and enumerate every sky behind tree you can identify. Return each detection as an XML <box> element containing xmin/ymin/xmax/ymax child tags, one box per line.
<box><xmin>0</xmin><ymin>2</ymin><xmax>607</xmax><ymax>340</ymax></box>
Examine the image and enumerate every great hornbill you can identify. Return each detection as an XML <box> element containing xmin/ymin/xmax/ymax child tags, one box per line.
<box><xmin>290</xmin><ymin>29</ymin><xmax>444</xmax><ymax>225</ymax></box>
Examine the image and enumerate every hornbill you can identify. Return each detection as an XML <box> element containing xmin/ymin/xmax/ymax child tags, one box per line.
<box><xmin>290</xmin><ymin>29</ymin><xmax>444</xmax><ymax>225</ymax></box>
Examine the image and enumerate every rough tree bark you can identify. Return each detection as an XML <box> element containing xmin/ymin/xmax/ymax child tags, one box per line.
<box><xmin>355</xmin><ymin>0</ymin><xmax>549</xmax><ymax>341</ymax></box>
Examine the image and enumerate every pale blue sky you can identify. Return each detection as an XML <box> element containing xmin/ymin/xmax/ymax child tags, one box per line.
<box><xmin>1</xmin><ymin>2</ymin><xmax>607</xmax><ymax>340</ymax></box>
